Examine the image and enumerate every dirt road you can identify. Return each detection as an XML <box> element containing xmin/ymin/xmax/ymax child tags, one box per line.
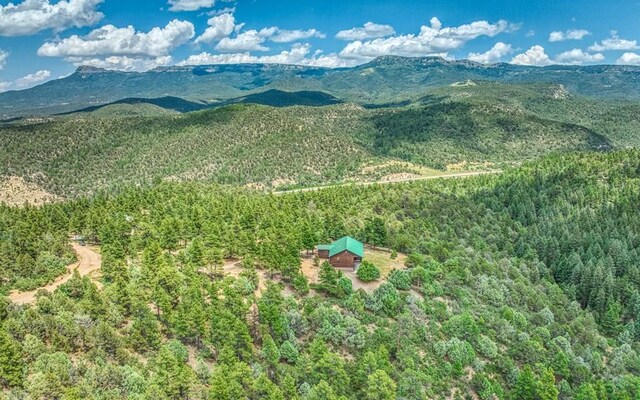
<box><xmin>273</xmin><ymin>170</ymin><xmax>501</xmax><ymax>195</ymax></box>
<box><xmin>9</xmin><ymin>243</ymin><xmax>102</xmax><ymax>305</ymax></box>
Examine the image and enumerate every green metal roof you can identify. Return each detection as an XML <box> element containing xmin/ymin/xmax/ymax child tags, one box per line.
<box><xmin>317</xmin><ymin>244</ymin><xmax>332</xmax><ymax>251</ymax></box>
<box><xmin>329</xmin><ymin>236</ymin><xmax>364</xmax><ymax>258</ymax></box>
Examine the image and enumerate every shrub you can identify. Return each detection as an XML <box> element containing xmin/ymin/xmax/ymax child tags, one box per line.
<box><xmin>292</xmin><ymin>274</ymin><xmax>309</xmax><ymax>295</ymax></box>
<box><xmin>388</xmin><ymin>269</ymin><xmax>412</xmax><ymax>290</ymax></box>
<box><xmin>370</xmin><ymin>283</ymin><xmax>402</xmax><ymax>316</ymax></box>
<box><xmin>279</xmin><ymin>340</ymin><xmax>299</xmax><ymax>363</ymax></box>
<box><xmin>356</xmin><ymin>261</ymin><xmax>381</xmax><ymax>282</ymax></box>
<box><xmin>405</xmin><ymin>253</ymin><xmax>426</xmax><ymax>268</ymax></box>
<box><xmin>337</xmin><ymin>277</ymin><xmax>353</xmax><ymax>297</ymax></box>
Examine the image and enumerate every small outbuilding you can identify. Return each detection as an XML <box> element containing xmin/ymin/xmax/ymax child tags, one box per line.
<box><xmin>316</xmin><ymin>236</ymin><xmax>364</xmax><ymax>271</ymax></box>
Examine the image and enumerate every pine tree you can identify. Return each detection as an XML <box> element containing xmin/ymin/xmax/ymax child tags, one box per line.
<box><xmin>366</xmin><ymin>370</ymin><xmax>397</xmax><ymax>400</ymax></box>
<box><xmin>537</xmin><ymin>368</ymin><xmax>559</xmax><ymax>400</ymax></box>
<box><xmin>512</xmin><ymin>365</ymin><xmax>538</xmax><ymax>400</ymax></box>
<box><xmin>0</xmin><ymin>329</ymin><xmax>24</xmax><ymax>388</ymax></box>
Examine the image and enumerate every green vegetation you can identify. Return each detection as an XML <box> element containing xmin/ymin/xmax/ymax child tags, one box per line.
<box><xmin>356</xmin><ymin>261</ymin><xmax>381</xmax><ymax>282</ymax></box>
<box><xmin>0</xmin><ymin>104</ymin><xmax>372</xmax><ymax>196</ymax></box>
<box><xmin>2</xmin><ymin>82</ymin><xmax>639</xmax><ymax>197</ymax></box>
<box><xmin>3</xmin><ymin>56</ymin><xmax>640</xmax><ymax>117</ymax></box>
<box><xmin>2</xmin><ymin>151</ymin><xmax>640</xmax><ymax>398</ymax></box>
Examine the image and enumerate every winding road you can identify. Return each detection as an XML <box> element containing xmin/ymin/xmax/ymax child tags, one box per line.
<box><xmin>9</xmin><ymin>243</ymin><xmax>102</xmax><ymax>305</ymax></box>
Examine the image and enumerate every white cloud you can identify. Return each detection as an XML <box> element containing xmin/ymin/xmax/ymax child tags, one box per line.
<box><xmin>510</xmin><ymin>45</ymin><xmax>552</xmax><ymax>66</ymax></box>
<box><xmin>300</xmin><ymin>53</ymin><xmax>360</xmax><ymax>68</ymax></box>
<box><xmin>336</xmin><ymin>22</ymin><xmax>395</xmax><ymax>41</ymax></box>
<box><xmin>168</xmin><ymin>0</ymin><xmax>215</xmax><ymax>12</ymax></box>
<box><xmin>0</xmin><ymin>0</ymin><xmax>103</xmax><ymax>36</ymax></box>
<box><xmin>338</xmin><ymin>17</ymin><xmax>516</xmax><ymax>61</ymax></box>
<box><xmin>0</xmin><ymin>69</ymin><xmax>54</xmax><ymax>92</ymax></box>
<box><xmin>554</xmin><ymin>49</ymin><xmax>604</xmax><ymax>65</ymax></box>
<box><xmin>15</xmin><ymin>69</ymin><xmax>51</xmax><ymax>88</ymax></box>
<box><xmin>549</xmin><ymin>29</ymin><xmax>590</xmax><ymax>42</ymax></box>
<box><xmin>194</xmin><ymin>12</ymin><xmax>236</xmax><ymax>44</ymax></box>
<box><xmin>69</xmin><ymin>55</ymin><xmax>173</xmax><ymax>71</ymax></box>
<box><xmin>617</xmin><ymin>52</ymin><xmax>640</xmax><ymax>65</ymax></box>
<box><xmin>180</xmin><ymin>43</ymin><xmax>312</xmax><ymax>65</ymax></box>
<box><xmin>467</xmin><ymin>42</ymin><xmax>513</xmax><ymax>64</ymax></box>
<box><xmin>270</xmin><ymin>29</ymin><xmax>325</xmax><ymax>43</ymax></box>
<box><xmin>0</xmin><ymin>50</ymin><xmax>8</xmax><ymax>70</ymax></box>
<box><xmin>206</xmin><ymin>7</ymin><xmax>235</xmax><ymax>17</ymax></box>
<box><xmin>179</xmin><ymin>43</ymin><xmax>361</xmax><ymax>69</ymax></box>
<box><xmin>215</xmin><ymin>28</ymin><xmax>277</xmax><ymax>52</ymax></box>
<box><xmin>38</xmin><ymin>20</ymin><xmax>195</xmax><ymax>58</ymax></box>
<box><xmin>589</xmin><ymin>32</ymin><xmax>638</xmax><ymax>51</ymax></box>
<box><xmin>211</xmin><ymin>24</ymin><xmax>325</xmax><ymax>50</ymax></box>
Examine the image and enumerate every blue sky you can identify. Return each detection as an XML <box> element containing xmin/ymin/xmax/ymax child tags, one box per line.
<box><xmin>0</xmin><ymin>0</ymin><xmax>639</xmax><ymax>91</ymax></box>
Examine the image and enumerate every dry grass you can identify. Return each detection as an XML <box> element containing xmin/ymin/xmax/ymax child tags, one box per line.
<box><xmin>0</xmin><ymin>176</ymin><xmax>61</xmax><ymax>206</ymax></box>
<box><xmin>300</xmin><ymin>248</ymin><xmax>407</xmax><ymax>293</ymax></box>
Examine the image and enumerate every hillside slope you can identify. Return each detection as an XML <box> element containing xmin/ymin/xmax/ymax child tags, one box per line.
<box><xmin>1</xmin><ymin>83</ymin><xmax>637</xmax><ymax>197</ymax></box>
<box><xmin>1</xmin><ymin>151</ymin><xmax>640</xmax><ymax>398</ymax></box>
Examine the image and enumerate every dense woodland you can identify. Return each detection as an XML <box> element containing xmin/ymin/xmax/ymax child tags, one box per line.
<box><xmin>1</xmin><ymin>151</ymin><xmax>640</xmax><ymax>399</ymax></box>
<box><xmin>2</xmin><ymin>82</ymin><xmax>639</xmax><ymax>197</ymax></box>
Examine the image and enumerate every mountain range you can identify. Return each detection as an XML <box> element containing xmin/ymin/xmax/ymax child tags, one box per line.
<box><xmin>3</xmin><ymin>56</ymin><xmax>640</xmax><ymax>117</ymax></box>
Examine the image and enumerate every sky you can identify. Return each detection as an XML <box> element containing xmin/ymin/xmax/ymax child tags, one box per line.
<box><xmin>0</xmin><ymin>0</ymin><xmax>639</xmax><ymax>91</ymax></box>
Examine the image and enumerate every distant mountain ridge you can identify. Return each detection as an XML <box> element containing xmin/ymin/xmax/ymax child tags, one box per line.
<box><xmin>62</xmin><ymin>89</ymin><xmax>342</xmax><ymax>115</ymax></box>
<box><xmin>2</xmin><ymin>56</ymin><xmax>640</xmax><ymax>117</ymax></box>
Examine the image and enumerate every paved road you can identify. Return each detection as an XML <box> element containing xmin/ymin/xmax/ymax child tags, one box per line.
<box><xmin>273</xmin><ymin>170</ymin><xmax>501</xmax><ymax>195</ymax></box>
<box><xmin>9</xmin><ymin>243</ymin><xmax>102</xmax><ymax>305</ymax></box>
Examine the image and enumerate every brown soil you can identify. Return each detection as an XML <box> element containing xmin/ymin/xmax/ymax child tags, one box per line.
<box><xmin>0</xmin><ymin>176</ymin><xmax>61</xmax><ymax>206</ymax></box>
<box><xmin>8</xmin><ymin>243</ymin><xmax>102</xmax><ymax>305</ymax></box>
<box><xmin>301</xmin><ymin>248</ymin><xmax>408</xmax><ymax>293</ymax></box>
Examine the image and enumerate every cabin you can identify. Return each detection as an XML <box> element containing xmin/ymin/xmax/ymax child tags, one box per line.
<box><xmin>316</xmin><ymin>236</ymin><xmax>364</xmax><ymax>271</ymax></box>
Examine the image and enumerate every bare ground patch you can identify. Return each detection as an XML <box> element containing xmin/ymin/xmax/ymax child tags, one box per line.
<box><xmin>9</xmin><ymin>243</ymin><xmax>102</xmax><ymax>305</ymax></box>
<box><xmin>0</xmin><ymin>176</ymin><xmax>61</xmax><ymax>206</ymax></box>
<box><xmin>301</xmin><ymin>248</ymin><xmax>407</xmax><ymax>293</ymax></box>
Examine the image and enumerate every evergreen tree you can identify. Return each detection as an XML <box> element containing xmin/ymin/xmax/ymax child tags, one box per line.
<box><xmin>366</xmin><ymin>369</ymin><xmax>397</xmax><ymax>400</ymax></box>
<box><xmin>0</xmin><ymin>329</ymin><xmax>24</xmax><ymax>388</ymax></box>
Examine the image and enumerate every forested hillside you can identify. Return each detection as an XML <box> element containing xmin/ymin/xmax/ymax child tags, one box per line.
<box><xmin>2</xmin><ymin>151</ymin><xmax>640</xmax><ymax>399</ymax></box>
<box><xmin>2</xmin><ymin>82</ymin><xmax>637</xmax><ymax>198</ymax></box>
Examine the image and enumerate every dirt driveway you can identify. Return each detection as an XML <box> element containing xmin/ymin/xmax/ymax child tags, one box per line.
<box><xmin>8</xmin><ymin>243</ymin><xmax>102</xmax><ymax>305</ymax></box>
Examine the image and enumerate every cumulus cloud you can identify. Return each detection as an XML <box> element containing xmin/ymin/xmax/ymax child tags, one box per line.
<box><xmin>179</xmin><ymin>43</ymin><xmax>360</xmax><ymax>68</ymax></box>
<box><xmin>1</xmin><ymin>69</ymin><xmax>53</xmax><ymax>92</ymax></box>
<box><xmin>554</xmin><ymin>49</ymin><xmax>604</xmax><ymax>65</ymax></box>
<box><xmin>0</xmin><ymin>50</ymin><xmax>8</xmax><ymax>69</ymax></box>
<box><xmin>69</xmin><ymin>55</ymin><xmax>174</xmax><ymax>71</ymax></box>
<box><xmin>15</xmin><ymin>69</ymin><xmax>51</xmax><ymax>88</ymax></box>
<box><xmin>37</xmin><ymin>20</ymin><xmax>194</xmax><ymax>72</ymax></box>
<box><xmin>510</xmin><ymin>45</ymin><xmax>552</xmax><ymax>66</ymax></box>
<box><xmin>215</xmin><ymin>28</ymin><xmax>275</xmax><ymax>52</ymax></box>
<box><xmin>270</xmin><ymin>29</ymin><xmax>325</xmax><ymax>43</ymax></box>
<box><xmin>207</xmin><ymin>23</ymin><xmax>325</xmax><ymax>50</ymax></box>
<box><xmin>194</xmin><ymin>12</ymin><xmax>236</xmax><ymax>44</ymax></box>
<box><xmin>38</xmin><ymin>20</ymin><xmax>195</xmax><ymax>58</ymax></box>
<box><xmin>168</xmin><ymin>0</ymin><xmax>215</xmax><ymax>12</ymax></box>
<box><xmin>617</xmin><ymin>52</ymin><xmax>640</xmax><ymax>65</ymax></box>
<box><xmin>589</xmin><ymin>32</ymin><xmax>638</xmax><ymax>51</ymax></box>
<box><xmin>467</xmin><ymin>42</ymin><xmax>513</xmax><ymax>64</ymax></box>
<box><xmin>180</xmin><ymin>42</ymin><xmax>312</xmax><ymax>65</ymax></box>
<box><xmin>549</xmin><ymin>29</ymin><xmax>590</xmax><ymax>42</ymax></box>
<box><xmin>0</xmin><ymin>0</ymin><xmax>103</xmax><ymax>36</ymax></box>
<box><xmin>338</xmin><ymin>17</ymin><xmax>516</xmax><ymax>61</ymax></box>
<box><xmin>336</xmin><ymin>22</ymin><xmax>396</xmax><ymax>41</ymax></box>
